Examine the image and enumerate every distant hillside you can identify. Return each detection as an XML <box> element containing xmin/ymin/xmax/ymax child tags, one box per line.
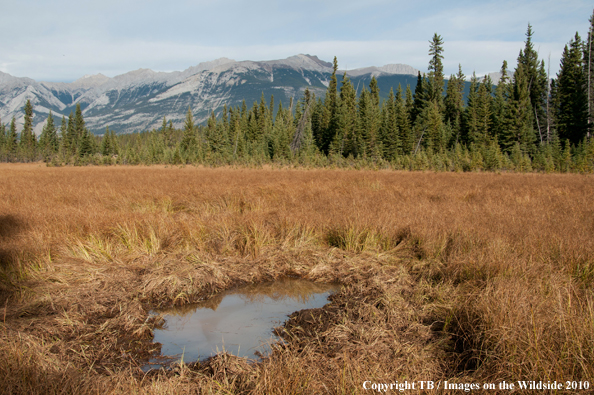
<box><xmin>0</xmin><ymin>55</ymin><xmax>428</xmax><ymax>134</ymax></box>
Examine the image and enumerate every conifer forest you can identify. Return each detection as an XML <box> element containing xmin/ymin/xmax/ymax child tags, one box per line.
<box><xmin>2</xmin><ymin>13</ymin><xmax>594</xmax><ymax>395</ymax></box>
<box><xmin>2</xmin><ymin>18</ymin><xmax>594</xmax><ymax>172</ymax></box>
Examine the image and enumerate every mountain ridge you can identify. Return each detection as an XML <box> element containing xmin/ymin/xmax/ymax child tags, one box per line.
<box><xmin>0</xmin><ymin>55</ymin><xmax>421</xmax><ymax>135</ymax></box>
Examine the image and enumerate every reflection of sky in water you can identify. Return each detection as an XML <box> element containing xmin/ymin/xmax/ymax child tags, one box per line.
<box><xmin>147</xmin><ymin>279</ymin><xmax>339</xmax><ymax>369</ymax></box>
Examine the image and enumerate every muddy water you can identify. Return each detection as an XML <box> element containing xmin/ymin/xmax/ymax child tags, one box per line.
<box><xmin>146</xmin><ymin>278</ymin><xmax>340</xmax><ymax>368</ymax></box>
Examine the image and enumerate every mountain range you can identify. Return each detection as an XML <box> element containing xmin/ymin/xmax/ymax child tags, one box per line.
<box><xmin>0</xmin><ymin>54</ymin><xmax>421</xmax><ymax>135</ymax></box>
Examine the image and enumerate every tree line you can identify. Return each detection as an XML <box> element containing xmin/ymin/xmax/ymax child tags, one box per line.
<box><xmin>1</xmin><ymin>16</ymin><xmax>593</xmax><ymax>172</ymax></box>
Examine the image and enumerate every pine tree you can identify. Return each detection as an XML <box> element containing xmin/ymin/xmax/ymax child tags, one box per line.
<box><xmin>319</xmin><ymin>56</ymin><xmax>340</xmax><ymax>155</ymax></box>
<box><xmin>74</xmin><ymin>103</ymin><xmax>86</xmax><ymax>141</ymax></box>
<box><xmin>556</xmin><ymin>33</ymin><xmax>589</xmax><ymax>145</ymax></box>
<box><xmin>333</xmin><ymin>72</ymin><xmax>357</xmax><ymax>157</ymax></box>
<box><xmin>463</xmin><ymin>73</ymin><xmax>479</xmax><ymax>145</ymax></box>
<box><xmin>0</xmin><ymin>118</ymin><xmax>5</xmax><ymax>156</ymax></box>
<box><xmin>517</xmin><ymin>24</ymin><xmax>548</xmax><ymax>141</ymax></box>
<box><xmin>39</xmin><ymin>111</ymin><xmax>58</xmax><ymax>155</ymax></box>
<box><xmin>492</xmin><ymin>61</ymin><xmax>511</xmax><ymax>143</ymax></box>
<box><xmin>475</xmin><ymin>75</ymin><xmax>493</xmax><ymax>146</ymax></box>
<box><xmin>78</xmin><ymin>129</ymin><xmax>94</xmax><ymax>157</ymax></box>
<box><xmin>397</xmin><ymin>84</ymin><xmax>414</xmax><ymax>154</ymax></box>
<box><xmin>509</xmin><ymin>63</ymin><xmax>536</xmax><ymax>153</ymax></box>
<box><xmin>445</xmin><ymin>64</ymin><xmax>465</xmax><ymax>144</ymax></box>
<box><xmin>586</xmin><ymin>9</ymin><xmax>594</xmax><ymax>134</ymax></box>
<box><xmin>180</xmin><ymin>106</ymin><xmax>196</xmax><ymax>153</ymax></box>
<box><xmin>59</xmin><ymin>116</ymin><xmax>68</xmax><ymax>155</ymax></box>
<box><xmin>65</xmin><ymin>111</ymin><xmax>76</xmax><ymax>155</ymax></box>
<box><xmin>101</xmin><ymin>127</ymin><xmax>113</xmax><ymax>156</ymax></box>
<box><xmin>427</xmin><ymin>33</ymin><xmax>445</xmax><ymax>110</ymax></box>
<box><xmin>20</xmin><ymin>100</ymin><xmax>36</xmax><ymax>160</ymax></box>
<box><xmin>7</xmin><ymin>118</ymin><xmax>17</xmax><ymax>157</ymax></box>
<box><xmin>411</xmin><ymin>72</ymin><xmax>426</xmax><ymax>124</ymax></box>
<box><xmin>380</xmin><ymin>88</ymin><xmax>400</xmax><ymax>159</ymax></box>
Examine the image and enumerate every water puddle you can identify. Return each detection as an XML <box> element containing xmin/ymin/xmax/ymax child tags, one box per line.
<box><xmin>145</xmin><ymin>278</ymin><xmax>340</xmax><ymax>369</ymax></box>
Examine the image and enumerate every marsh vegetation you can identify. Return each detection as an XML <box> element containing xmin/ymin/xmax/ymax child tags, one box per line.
<box><xmin>0</xmin><ymin>164</ymin><xmax>592</xmax><ymax>394</ymax></box>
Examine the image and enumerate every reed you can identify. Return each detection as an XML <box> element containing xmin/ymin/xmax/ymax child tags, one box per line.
<box><xmin>0</xmin><ymin>163</ymin><xmax>592</xmax><ymax>394</ymax></box>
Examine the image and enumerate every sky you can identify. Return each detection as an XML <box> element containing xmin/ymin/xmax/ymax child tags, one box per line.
<box><xmin>1</xmin><ymin>0</ymin><xmax>592</xmax><ymax>82</ymax></box>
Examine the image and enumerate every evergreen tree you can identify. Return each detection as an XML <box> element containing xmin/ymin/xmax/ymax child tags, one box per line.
<box><xmin>101</xmin><ymin>127</ymin><xmax>113</xmax><ymax>156</ymax></box>
<box><xmin>65</xmin><ymin>111</ymin><xmax>76</xmax><ymax>155</ymax></box>
<box><xmin>427</xmin><ymin>33</ymin><xmax>445</xmax><ymax>110</ymax></box>
<box><xmin>74</xmin><ymin>103</ymin><xmax>86</xmax><ymax>140</ymax></box>
<box><xmin>586</xmin><ymin>9</ymin><xmax>594</xmax><ymax>133</ymax></box>
<box><xmin>380</xmin><ymin>88</ymin><xmax>400</xmax><ymax>159</ymax></box>
<box><xmin>333</xmin><ymin>73</ymin><xmax>357</xmax><ymax>157</ymax></box>
<box><xmin>78</xmin><ymin>129</ymin><xmax>94</xmax><ymax>157</ymax></box>
<box><xmin>180</xmin><ymin>106</ymin><xmax>196</xmax><ymax>153</ymax></box>
<box><xmin>556</xmin><ymin>33</ymin><xmax>589</xmax><ymax>145</ymax></box>
<box><xmin>517</xmin><ymin>24</ymin><xmax>548</xmax><ymax>140</ymax></box>
<box><xmin>475</xmin><ymin>75</ymin><xmax>494</xmax><ymax>146</ymax></box>
<box><xmin>0</xmin><ymin>118</ymin><xmax>5</xmax><ymax>155</ymax></box>
<box><xmin>463</xmin><ymin>73</ymin><xmax>479</xmax><ymax>145</ymax></box>
<box><xmin>397</xmin><ymin>84</ymin><xmax>414</xmax><ymax>154</ymax></box>
<box><xmin>445</xmin><ymin>64</ymin><xmax>465</xmax><ymax>144</ymax></box>
<box><xmin>411</xmin><ymin>72</ymin><xmax>426</xmax><ymax>124</ymax></box>
<box><xmin>7</xmin><ymin>118</ymin><xmax>17</xmax><ymax>157</ymax></box>
<box><xmin>319</xmin><ymin>56</ymin><xmax>340</xmax><ymax>154</ymax></box>
<box><xmin>20</xmin><ymin>100</ymin><xmax>36</xmax><ymax>160</ymax></box>
<box><xmin>492</xmin><ymin>61</ymin><xmax>511</xmax><ymax>143</ymax></box>
<box><xmin>509</xmin><ymin>63</ymin><xmax>536</xmax><ymax>153</ymax></box>
<box><xmin>39</xmin><ymin>111</ymin><xmax>58</xmax><ymax>155</ymax></box>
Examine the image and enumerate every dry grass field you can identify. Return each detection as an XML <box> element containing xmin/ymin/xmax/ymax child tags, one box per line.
<box><xmin>0</xmin><ymin>163</ymin><xmax>593</xmax><ymax>394</ymax></box>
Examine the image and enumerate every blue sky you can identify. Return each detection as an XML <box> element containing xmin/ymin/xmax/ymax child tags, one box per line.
<box><xmin>1</xmin><ymin>0</ymin><xmax>592</xmax><ymax>82</ymax></box>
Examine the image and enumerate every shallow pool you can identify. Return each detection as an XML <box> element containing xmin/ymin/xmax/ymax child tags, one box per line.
<box><xmin>145</xmin><ymin>278</ymin><xmax>339</xmax><ymax>369</ymax></box>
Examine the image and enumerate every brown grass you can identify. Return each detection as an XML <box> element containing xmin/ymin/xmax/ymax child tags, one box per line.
<box><xmin>0</xmin><ymin>163</ymin><xmax>593</xmax><ymax>394</ymax></box>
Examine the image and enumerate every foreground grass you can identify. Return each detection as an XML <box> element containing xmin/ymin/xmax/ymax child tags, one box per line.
<box><xmin>0</xmin><ymin>163</ymin><xmax>593</xmax><ymax>394</ymax></box>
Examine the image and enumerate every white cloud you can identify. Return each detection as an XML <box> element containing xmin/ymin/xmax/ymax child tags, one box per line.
<box><xmin>0</xmin><ymin>0</ymin><xmax>589</xmax><ymax>81</ymax></box>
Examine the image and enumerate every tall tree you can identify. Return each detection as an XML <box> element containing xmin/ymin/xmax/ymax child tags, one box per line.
<box><xmin>587</xmin><ymin>9</ymin><xmax>594</xmax><ymax>134</ymax></box>
<box><xmin>39</xmin><ymin>111</ymin><xmax>58</xmax><ymax>154</ymax></box>
<box><xmin>180</xmin><ymin>106</ymin><xmax>196</xmax><ymax>153</ymax></box>
<box><xmin>491</xmin><ymin>61</ymin><xmax>511</xmax><ymax>143</ymax></box>
<box><xmin>7</xmin><ymin>117</ymin><xmax>18</xmax><ymax>156</ymax></box>
<box><xmin>319</xmin><ymin>56</ymin><xmax>340</xmax><ymax>155</ymax></box>
<box><xmin>517</xmin><ymin>24</ymin><xmax>548</xmax><ymax>141</ymax></box>
<box><xmin>509</xmin><ymin>63</ymin><xmax>536</xmax><ymax>153</ymax></box>
<box><xmin>427</xmin><ymin>33</ymin><xmax>445</xmax><ymax>110</ymax></box>
<box><xmin>556</xmin><ymin>33</ymin><xmax>589</xmax><ymax>145</ymax></box>
<box><xmin>20</xmin><ymin>100</ymin><xmax>36</xmax><ymax>159</ymax></box>
<box><xmin>445</xmin><ymin>64</ymin><xmax>465</xmax><ymax>143</ymax></box>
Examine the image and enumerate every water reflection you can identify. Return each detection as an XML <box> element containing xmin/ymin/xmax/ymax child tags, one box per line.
<box><xmin>146</xmin><ymin>278</ymin><xmax>339</xmax><ymax>369</ymax></box>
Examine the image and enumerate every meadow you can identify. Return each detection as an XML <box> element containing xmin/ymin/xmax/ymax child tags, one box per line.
<box><xmin>0</xmin><ymin>163</ymin><xmax>593</xmax><ymax>394</ymax></box>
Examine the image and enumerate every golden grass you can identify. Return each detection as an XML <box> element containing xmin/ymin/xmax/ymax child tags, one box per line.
<box><xmin>0</xmin><ymin>163</ymin><xmax>593</xmax><ymax>394</ymax></box>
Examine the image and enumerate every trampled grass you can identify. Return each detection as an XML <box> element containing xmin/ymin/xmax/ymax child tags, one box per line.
<box><xmin>0</xmin><ymin>163</ymin><xmax>593</xmax><ymax>394</ymax></box>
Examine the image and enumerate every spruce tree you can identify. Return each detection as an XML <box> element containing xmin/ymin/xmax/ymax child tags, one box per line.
<box><xmin>101</xmin><ymin>127</ymin><xmax>113</xmax><ymax>156</ymax></box>
<box><xmin>65</xmin><ymin>111</ymin><xmax>76</xmax><ymax>155</ymax></box>
<box><xmin>180</xmin><ymin>106</ymin><xmax>196</xmax><ymax>153</ymax></box>
<box><xmin>556</xmin><ymin>33</ymin><xmax>589</xmax><ymax>145</ymax></box>
<box><xmin>411</xmin><ymin>72</ymin><xmax>426</xmax><ymax>124</ymax></box>
<box><xmin>0</xmin><ymin>118</ymin><xmax>5</xmax><ymax>156</ymax></box>
<box><xmin>319</xmin><ymin>56</ymin><xmax>340</xmax><ymax>155</ymax></box>
<box><xmin>74</xmin><ymin>103</ymin><xmax>86</xmax><ymax>140</ymax></box>
<box><xmin>509</xmin><ymin>64</ymin><xmax>536</xmax><ymax>153</ymax></box>
<box><xmin>7</xmin><ymin>117</ymin><xmax>18</xmax><ymax>157</ymax></box>
<box><xmin>445</xmin><ymin>64</ymin><xmax>465</xmax><ymax>144</ymax></box>
<box><xmin>586</xmin><ymin>9</ymin><xmax>594</xmax><ymax>133</ymax></box>
<box><xmin>517</xmin><ymin>24</ymin><xmax>548</xmax><ymax>140</ymax></box>
<box><xmin>332</xmin><ymin>72</ymin><xmax>357</xmax><ymax>156</ymax></box>
<box><xmin>39</xmin><ymin>111</ymin><xmax>58</xmax><ymax>155</ymax></box>
<box><xmin>492</xmin><ymin>61</ymin><xmax>511</xmax><ymax>144</ymax></box>
<box><xmin>427</xmin><ymin>33</ymin><xmax>445</xmax><ymax>110</ymax></box>
<box><xmin>20</xmin><ymin>100</ymin><xmax>36</xmax><ymax>160</ymax></box>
